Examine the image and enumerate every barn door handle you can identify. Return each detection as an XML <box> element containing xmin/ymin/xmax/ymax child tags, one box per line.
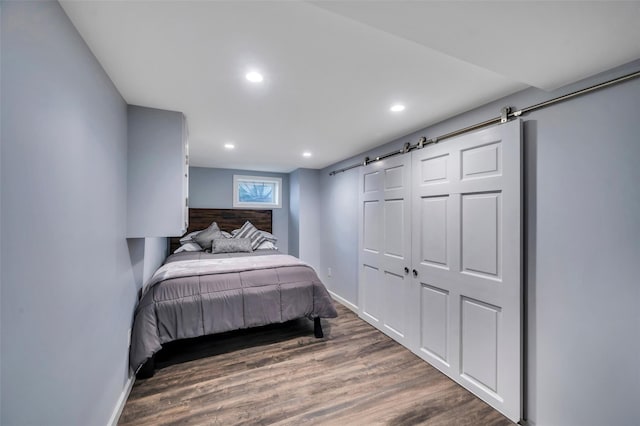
<box><xmin>412</xmin><ymin>269</ymin><xmax>418</xmax><ymax>278</ymax></box>
<box><xmin>404</xmin><ymin>267</ymin><xmax>409</xmax><ymax>275</ymax></box>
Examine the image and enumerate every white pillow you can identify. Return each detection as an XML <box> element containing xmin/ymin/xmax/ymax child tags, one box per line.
<box><xmin>173</xmin><ymin>242</ymin><xmax>202</xmax><ymax>253</ymax></box>
<box><xmin>179</xmin><ymin>231</ymin><xmax>200</xmax><ymax>244</ymax></box>
<box><xmin>221</xmin><ymin>231</ymin><xmax>232</xmax><ymax>239</ymax></box>
<box><xmin>259</xmin><ymin>230</ymin><xmax>277</xmax><ymax>243</ymax></box>
<box><xmin>256</xmin><ymin>240</ymin><xmax>277</xmax><ymax>250</ymax></box>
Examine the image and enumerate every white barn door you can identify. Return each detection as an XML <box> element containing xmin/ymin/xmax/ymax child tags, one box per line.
<box><xmin>358</xmin><ymin>155</ymin><xmax>412</xmax><ymax>345</ymax></box>
<box><xmin>411</xmin><ymin>120</ymin><xmax>522</xmax><ymax>422</ymax></box>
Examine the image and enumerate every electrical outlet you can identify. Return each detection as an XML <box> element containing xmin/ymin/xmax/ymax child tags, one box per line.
<box><xmin>327</xmin><ymin>267</ymin><xmax>332</xmax><ymax>278</ymax></box>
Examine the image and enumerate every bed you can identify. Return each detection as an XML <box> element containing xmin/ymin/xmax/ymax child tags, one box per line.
<box><xmin>130</xmin><ymin>208</ymin><xmax>338</xmax><ymax>377</ymax></box>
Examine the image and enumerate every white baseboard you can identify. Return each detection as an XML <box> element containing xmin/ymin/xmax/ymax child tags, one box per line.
<box><xmin>107</xmin><ymin>375</ymin><xmax>135</xmax><ymax>426</ymax></box>
<box><xmin>328</xmin><ymin>290</ymin><xmax>359</xmax><ymax>313</ymax></box>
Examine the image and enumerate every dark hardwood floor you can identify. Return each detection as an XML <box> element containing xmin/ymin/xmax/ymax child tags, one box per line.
<box><xmin>119</xmin><ymin>303</ymin><xmax>512</xmax><ymax>425</ymax></box>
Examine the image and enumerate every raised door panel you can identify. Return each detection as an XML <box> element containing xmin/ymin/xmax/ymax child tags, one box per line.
<box><xmin>419</xmin><ymin>196</ymin><xmax>449</xmax><ymax>269</ymax></box>
<box><xmin>363</xmin><ymin>201</ymin><xmax>382</xmax><ymax>253</ymax></box>
<box><xmin>361</xmin><ymin>264</ymin><xmax>383</xmax><ymax>323</ymax></box>
<box><xmin>384</xmin><ymin>199</ymin><xmax>405</xmax><ymax>259</ymax></box>
<box><xmin>364</xmin><ymin>170</ymin><xmax>382</xmax><ymax>195</ymax></box>
<box><xmin>420</xmin><ymin>284</ymin><xmax>449</xmax><ymax>366</ymax></box>
<box><xmin>461</xmin><ymin>192</ymin><xmax>501</xmax><ymax>279</ymax></box>
<box><xmin>384</xmin><ymin>165</ymin><xmax>404</xmax><ymax>190</ymax></box>
<box><xmin>461</xmin><ymin>297</ymin><xmax>500</xmax><ymax>395</ymax></box>
<box><xmin>383</xmin><ymin>271</ymin><xmax>408</xmax><ymax>338</ymax></box>
<box><xmin>419</xmin><ymin>153</ymin><xmax>449</xmax><ymax>185</ymax></box>
<box><xmin>461</xmin><ymin>142</ymin><xmax>502</xmax><ymax>180</ymax></box>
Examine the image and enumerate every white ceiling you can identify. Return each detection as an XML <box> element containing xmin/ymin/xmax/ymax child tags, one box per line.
<box><xmin>60</xmin><ymin>1</ymin><xmax>640</xmax><ymax>173</ymax></box>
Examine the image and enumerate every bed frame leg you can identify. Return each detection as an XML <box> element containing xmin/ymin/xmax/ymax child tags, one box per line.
<box><xmin>314</xmin><ymin>317</ymin><xmax>324</xmax><ymax>338</ymax></box>
<box><xmin>136</xmin><ymin>355</ymin><xmax>155</xmax><ymax>379</ymax></box>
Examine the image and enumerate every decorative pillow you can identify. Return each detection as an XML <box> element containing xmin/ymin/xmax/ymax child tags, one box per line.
<box><xmin>211</xmin><ymin>238</ymin><xmax>252</xmax><ymax>254</ymax></box>
<box><xmin>179</xmin><ymin>230</ymin><xmax>200</xmax><ymax>245</ymax></box>
<box><xmin>193</xmin><ymin>222</ymin><xmax>223</xmax><ymax>250</ymax></box>
<box><xmin>256</xmin><ymin>240</ymin><xmax>277</xmax><ymax>250</ymax></box>
<box><xmin>173</xmin><ymin>242</ymin><xmax>203</xmax><ymax>253</ymax></box>
<box><xmin>258</xmin><ymin>230</ymin><xmax>278</xmax><ymax>243</ymax></box>
<box><xmin>233</xmin><ymin>221</ymin><xmax>267</xmax><ymax>250</ymax></box>
<box><xmin>221</xmin><ymin>231</ymin><xmax>233</xmax><ymax>239</ymax></box>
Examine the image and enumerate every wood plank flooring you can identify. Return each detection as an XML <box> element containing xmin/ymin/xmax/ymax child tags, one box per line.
<box><xmin>119</xmin><ymin>303</ymin><xmax>512</xmax><ymax>425</ymax></box>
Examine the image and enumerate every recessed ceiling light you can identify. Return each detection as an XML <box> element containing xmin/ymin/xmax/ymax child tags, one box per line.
<box><xmin>303</xmin><ymin>151</ymin><xmax>312</xmax><ymax>158</ymax></box>
<box><xmin>245</xmin><ymin>71</ymin><xmax>264</xmax><ymax>83</ymax></box>
<box><xmin>224</xmin><ymin>143</ymin><xmax>235</xmax><ymax>150</ymax></box>
<box><xmin>390</xmin><ymin>104</ymin><xmax>406</xmax><ymax>112</ymax></box>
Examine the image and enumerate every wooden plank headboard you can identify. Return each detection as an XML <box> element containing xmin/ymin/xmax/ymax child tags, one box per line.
<box><xmin>169</xmin><ymin>208</ymin><xmax>273</xmax><ymax>253</ymax></box>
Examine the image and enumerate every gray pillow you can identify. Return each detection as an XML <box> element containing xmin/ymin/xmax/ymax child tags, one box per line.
<box><xmin>193</xmin><ymin>222</ymin><xmax>223</xmax><ymax>250</ymax></box>
<box><xmin>233</xmin><ymin>221</ymin><xmax>267</xmax><ymax>250</ymax></box>
<box><xmin>211</xmin><ymin>238</ymin><xmax>252</xmax><ymax>254</ymax></box>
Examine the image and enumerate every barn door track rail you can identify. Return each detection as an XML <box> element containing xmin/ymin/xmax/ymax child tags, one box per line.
<box><xmin>329</xmin><ymin>70</ymin><xmax>640</xmax><ymax>176</ymax></box>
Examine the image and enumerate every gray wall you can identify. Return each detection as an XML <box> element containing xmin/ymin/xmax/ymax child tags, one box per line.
<box><xmin>319</xmin><ymin>60</ymin><xmax>640</xmax><ymax>425</ymax></box>
<box><xmin>128</xmin><ymin>237</ymin><xmax>168</xmax><ymax>290</ymax></box>
<box><xmin>143</xmin><ymin>238</ymin><xmax>168</xmax><ymax>284</ymax></box>
<box><xmin>0</xmin><ymin>2</ymin><xmax>3</xmax><ymax>419</ymax></box>
<box><xmin>289</xmin><ymin>169</ymin><xmax>321</xmax><ymax>270</ymax></box>
<box><xmin>1</xmin><ymin>2</ymin><xmax>138</xmax><ymax>425</ymax></box>
<box><xmin>289</xmin><ymin>170</ymin><xmax>300</xmax><ymax>257</ymax></box>
<box><xmin>189</xmin><ymin>167</ymin><xmax>289</xmax><ymax>254</ymax></box>
<box><xmin>318</xmin><ymin>166</ymin><xmax>359</xmax><ymax>306</ymax></box>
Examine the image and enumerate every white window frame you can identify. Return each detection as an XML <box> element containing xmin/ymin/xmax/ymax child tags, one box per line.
<box><xmin>233</xmin><ymin>175</ymin><xmax>282</xmax><ymax>209</ymax></box>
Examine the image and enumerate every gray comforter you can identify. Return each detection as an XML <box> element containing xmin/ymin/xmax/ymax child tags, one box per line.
<box><xmin>130</xmin><ymin>251</ymin><xmax>338</xmax><ymax>372</ymax></box>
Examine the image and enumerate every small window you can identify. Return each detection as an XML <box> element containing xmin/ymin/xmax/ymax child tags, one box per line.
<box><xmin>233</xmin><ymin>175</ymin><xmax>282</xmax><ymax>209</ymax></box>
